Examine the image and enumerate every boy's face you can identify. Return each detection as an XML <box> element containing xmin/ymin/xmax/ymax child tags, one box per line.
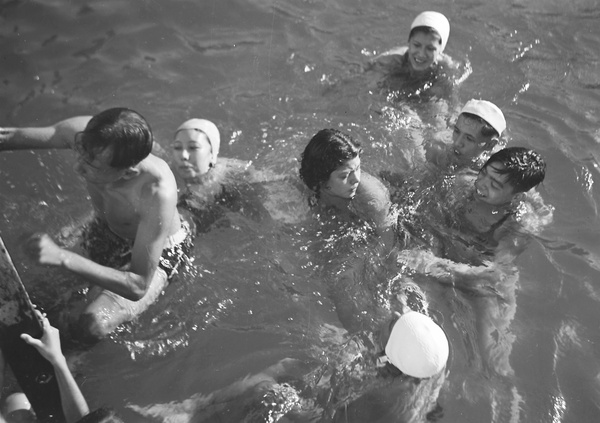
<box><xmin>407</xmin><ymin>32</ymin><xmax>441</xmax><ymax>72</ymax></box>
<box><xmin>474</xmin><ymin>162</ymin><xmax>516</xmax><ymax>206</ymax></box>
<box><xmin>171</xmin><ymin>129</ymin><xmax>213</xmax><ymax>180</ymax></box>
<box><xmin>451</xmin><ymin>115</ymin><xmax>493</xmax><ymax>164</ymax></box>
<box><xmin>321</xmin><ymin>156</ymin><xmax>361</xmax><ymax>200</ymax></box>
<box><xmin>73</xmin><ymin>144</ymin><xmax>127</xmax><ymax>185</ymax></box>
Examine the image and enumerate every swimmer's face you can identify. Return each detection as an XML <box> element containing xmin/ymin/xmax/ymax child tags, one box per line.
<box><xmin>321</xmin><ymin>156</ymin><xmax>361</xmax><ymax>200</ymax></box>
<box><xmin>474</xmin><ymin>162</ymin><xmax>516</xmax><ymax>206</ymax></box>
<box><xmin>407</xmin><ymin>32</ymin><xmax>442</xmax><ymax>72</ymax></box>
<box><xmin>451</xmin><ymin>115</ymin><xmax>492</xmax><ymax>165</ymax></box>
<box><xmin>171</xmin><ymin>129</ymin><xmax>213</xmax><ymax>180</ymax></box>
<box><xmin>73</xmin><ymin>145</ymin><xmax>127</xmax><ymax>185</ymax></box>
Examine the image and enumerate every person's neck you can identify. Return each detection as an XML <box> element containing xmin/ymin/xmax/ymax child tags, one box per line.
<box><xmin>476</xmin><ymin>197</ymin><xmax>513</xmax><ymax>217</ymax></box>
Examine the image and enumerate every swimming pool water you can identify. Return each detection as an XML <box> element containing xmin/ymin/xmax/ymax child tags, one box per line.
<box><xmin>1</xmin><ymin>0</ymin><xmax>599</xmax><ymax>421</ymax></box>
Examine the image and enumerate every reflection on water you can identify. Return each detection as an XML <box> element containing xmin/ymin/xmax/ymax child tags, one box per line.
<box><xmin>1</xmin><ymin>0</ymin><xmax>600</xmax><ymax>422</ymax></box>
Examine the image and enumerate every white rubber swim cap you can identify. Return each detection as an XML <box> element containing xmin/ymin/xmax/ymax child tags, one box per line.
<box><xmin>384</xmin><ymin>311</ymin><xmax>449</xmax><ymax>378</ymax></box>
<box><xmin>176</xmin><ymin>119</ymin><xmax>221</xmax><ymax>165</ymax></box>
<box><xmin>410</xmin><ymin>11</ymin><xmax>451</xmax><ymax>53</ymax></box>
<box><xmin>460</xmin><ymin>99</ymin><xmax>506</xmax><ymax>136</ymax></box>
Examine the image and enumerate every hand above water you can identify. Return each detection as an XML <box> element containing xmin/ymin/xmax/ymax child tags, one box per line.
<box><xmin>25</xmin><ymin>233</ymin><xmax>67</xmax><ymax>267</ymax></box>
<box><xmin>21</xmin><ymin>309</ymin><xmax>64</xmax><ymax>366</ymax></box>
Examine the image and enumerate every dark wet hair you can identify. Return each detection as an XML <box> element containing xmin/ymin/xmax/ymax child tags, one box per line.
<box><xmin>408</xmin><ymin>26</ymin><xmax>442</xmax><ymax>46</ymax></box>
<box><xmin>76</xmin><ymin>107</ymin><xmax>153</xmax><ymax>169</ymax></box>
<box><xmin>299</xmin><ymin>128</ymin><xmax>362</xmax><ymax>195</ymax></box>
<box><xmin>483</xmin><ymin>147</ymin><xmax>546</xmax><ymax>193</ymax></box>
<box><xmin>460</xmin><ymin>112</ymin><xmax>499</xmax><ymax>139</ymax></box>
<box><xmin>76</xmin><ymin>407</ymin><xmax>124</xmax><ymax>423</ymax></box>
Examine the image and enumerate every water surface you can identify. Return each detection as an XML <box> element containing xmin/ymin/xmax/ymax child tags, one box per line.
<box><xmin>1</xmin><ymin>0</ymin><xmax>599</xmax><ymax>422</ymax></box>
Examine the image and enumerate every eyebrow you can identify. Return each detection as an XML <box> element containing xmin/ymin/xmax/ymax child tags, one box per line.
<box><xmin>485</xmin><ymin>165</ymin><xmax>505</xmax><ymax>187</ymax></box>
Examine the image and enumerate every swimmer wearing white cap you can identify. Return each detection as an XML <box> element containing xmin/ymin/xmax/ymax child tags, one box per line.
<box><xmin>427</xmin><ymin>99</ymin><xmax>506</xmax><ymax>169</ymax></box>
<box><xmin>372</xmin><ymin>11</ymin><xmax>453</xmax><ymax>76</ymax></box>
<box><xmin>172</xmin><ymin>118</ymin><xmax>221</xmax><ymax>184</ymax></box>
<box><xmin>170</xmin><ymin>119</ymin><xmax>280</xmax><ymax>228</ymax></box>
<box><xmin>450</xmin><ymin>99</ymin><xmax>506</xmax><ymax>166</ymax></box>
<box><xmin>407</xmin><ymin>11</ymin><xmax>451</xmax><ymax>73</ymax></box>
<box><xmin>170</xmin><ymin>118</ymin><xmax>256</xmax><ymax>203</ymax></box>
<box><xmin>331</xmin><ymin>285</ymin><xmax>450</xmax><ymax>423</ymax></box>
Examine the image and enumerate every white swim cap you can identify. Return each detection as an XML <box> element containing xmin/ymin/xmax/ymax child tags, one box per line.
<box><xmin>176</xmin><ymin>119</ymin><xmax>221</xmax><ymax>165</ymax></box>
<box><xmin>460</xmin><ymin>99</ymin><xmax>506</xmax><ymax>136</ymax></box>
<box><xmin>410</xmin><ymin>11</ymin><xmax>450</xmax><ymax>53</ymax></box>
<box><xmin>384</xmin><ymin>311</ymin><xmax>449</xmax><ymax>378</ymax></box>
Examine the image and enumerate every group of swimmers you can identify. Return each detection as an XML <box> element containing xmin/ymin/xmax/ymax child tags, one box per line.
<box><xmin>0</xmin><ymin>9</ymin><xmax>550</xmax><ymax>423</ymax></box>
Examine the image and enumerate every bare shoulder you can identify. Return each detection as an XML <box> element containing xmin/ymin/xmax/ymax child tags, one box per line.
<box><xmin>352</xmin><ymin>172</ymin><xmax>392</xmax><ymax>227</ymax></box>
<box><xmin>139</xmin><ymin>154</ymin><xmax>178</xmax><ymax>200</ymax></box>
<box><xmin>357</xmin><ymin>172</ymin><xmax>389</xmax><ymax>197</ymax></box>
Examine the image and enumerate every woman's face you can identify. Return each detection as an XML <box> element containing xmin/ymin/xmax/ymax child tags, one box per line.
<box><xmin>407</xmin><ymin>32</ymin><xmax>441</xmax><ymax>72</ymax></box>
<box><xmin>171</xmin><ymin>129</ymin><xmax>213</xmax><ymax>180</ymax></box>
<box><xmin>321</xmin><ymin>156</ymin><xmax>361</xmax><ymax>200</ymax></box>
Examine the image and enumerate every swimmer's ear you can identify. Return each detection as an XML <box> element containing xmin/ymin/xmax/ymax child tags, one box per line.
<box><xmin>122</xmin><ymin>167</ymin><xmax>141</xmax><ymax>179</ymax></box>
<box><xmin>484</xmin><ymin>136</ymin><xmax>499</xmax><ymax>150</ymax></box>
<box><xmin>512</xmin><ymin>191</ymin><xmax>526</xmax><ymax>202</ymax></box>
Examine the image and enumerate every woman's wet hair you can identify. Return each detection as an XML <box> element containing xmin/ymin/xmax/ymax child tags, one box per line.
<box><xmin>483</xmin><ymin>146</ymin><xmax>546</xmax><ymax>193</ymax></box>
<box><xmin>299</xmin><ymin>128</ymin><xmax>362</xmax><ymax>196</ymax></box>
<box><xmin>76</xmin><ymin>107</ymin><xmax>153</xmax><ymax>169</ymax></box>
<box><xmin>408</xmin><ymin>26</ymin><xmax>442</xmax><ymax>46</ymax></box>
<box><xmin>461</xmin><ymin>112</ymin><xmax>500</xmax><ymax>139</ymax></box>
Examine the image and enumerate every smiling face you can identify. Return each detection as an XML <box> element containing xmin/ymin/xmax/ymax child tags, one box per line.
<box><xmin>321</xmin><ymin>156</ymin><xmax>361</xmax><ymax>201</ymax></box>
<box><xmin>171</xmin><ymin>129</ymin><xmax>213</xmax><ymax>180</ymax></box>
<box><xmin>474</xmin><ymin>162</ymin><xmax>516</xmax><ymax>206</ymax></box>
<box><xmin>451</xmin><ymin>115</ymin><xmax>492</xmax><ymax>165</ymax></box>
<box><xmin>407</xmin><ymin>31</ymin><xmax>442</xmax><ymax>72</ymax></box>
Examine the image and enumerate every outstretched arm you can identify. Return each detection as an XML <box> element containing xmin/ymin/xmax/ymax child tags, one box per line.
<box><xmin>21</xmin><ymin>313</ymin><xmax>90</xmax><ymax>423</ymax></box>
<box><xmin>0</xmin><ymin>116</ymin><xmax>92</xmax><ymax>151</ymax></box>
